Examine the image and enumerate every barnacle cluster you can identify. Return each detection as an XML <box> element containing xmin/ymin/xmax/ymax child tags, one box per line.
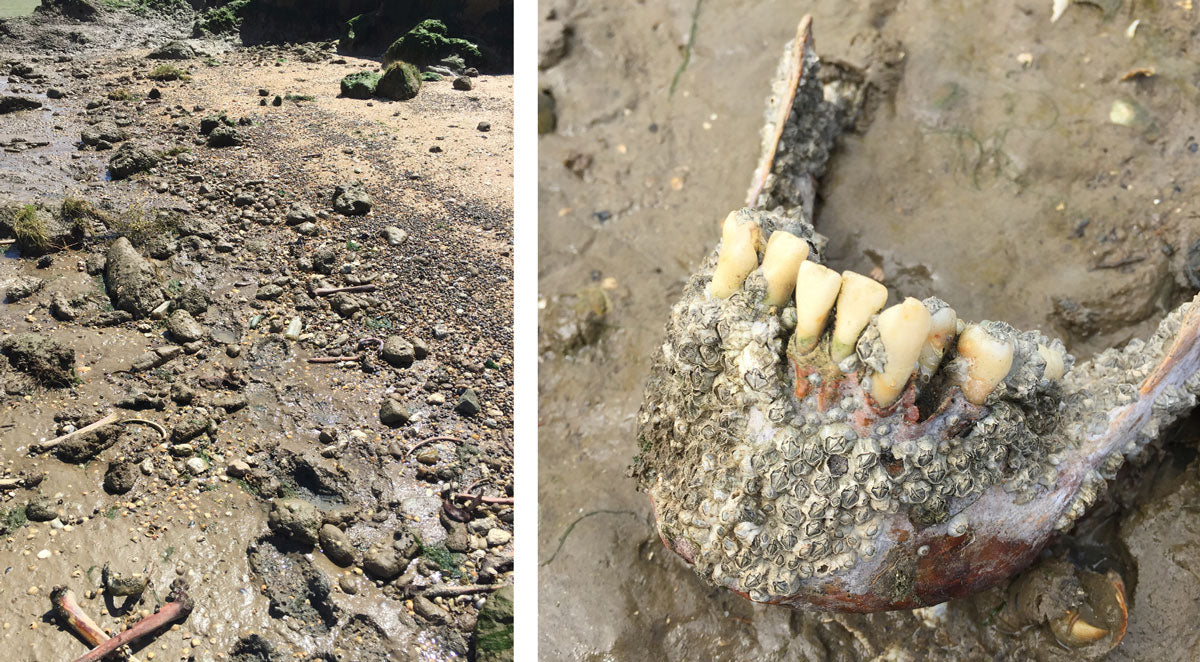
<box><xmin>633</xmin><ymin>207</ymin><xmax>1079</xmax><ymax>604</ymax></box>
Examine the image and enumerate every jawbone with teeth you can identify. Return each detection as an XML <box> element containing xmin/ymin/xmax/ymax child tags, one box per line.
<box><xmin>631</xmin><ymin>16</ymin><xmax>1200</xmax><ymax>613</ymax></box>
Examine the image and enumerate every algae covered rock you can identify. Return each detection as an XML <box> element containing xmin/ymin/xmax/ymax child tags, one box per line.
<box><xmin>383</xmin><ymin>19</ymin><xmax>480</xmax><ymax>67</ymax></box>
<box><xmin>339</xmin><ymin>71</ymin><xmax>380</xmax><ymax>99</ymax></box>
<box><xmin>376</xmin><ymin>61</ymin><xmax>420</xmax><ymax>101</ymax></box>
<box><xmin>474</xmin><ymin>585</ymin><xmax>514</xmax><ymax>662</ymax></box>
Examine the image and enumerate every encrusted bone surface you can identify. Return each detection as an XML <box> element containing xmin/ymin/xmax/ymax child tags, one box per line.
<box><xmin>632</xmin><ymin>204</ymin><xmax>1200</xmax><ymax>611</ymax></box>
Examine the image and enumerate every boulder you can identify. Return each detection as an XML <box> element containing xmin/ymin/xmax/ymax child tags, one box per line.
<box><xmin>339</xmin><ymin>71</ymin><xmax>380</xmax><ymax>99</ymax></box>
<box><xmin>148</xmin><ymin>40</ymin><xmax>195</xmax><ymax>60</ymax></box>
<box><xmin>376</xmin><ymin>61</ymin><xmax>420</xmax><ymax>101</ymax></box>
<box><xmin>104</xmin><ymin>237</ymin><xmax>165</xmax><ymax>318</ymax></box>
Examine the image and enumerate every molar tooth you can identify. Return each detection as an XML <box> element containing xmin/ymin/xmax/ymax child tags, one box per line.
<box><xmin>792</xmin><ymin>261</ymin><xmax>842</xmax><ymax>354</ymax></box>
<box><xmin>1038</xmin><ymin>343</ymin><xmax>1066</xmax><ymax>381</ymax></box>
<box><xmin>710</xmin><ymin>212</ymin><xmax>763</xmax><ymax>299</ymax></box>
<box><xmin>868</xmin><ymin>297</ymin><xmax>932</xmax><ymax>407</ymax></box>
<box><xmin>956</xmin><ymin>324</ymin><xmax>1016</xmax><ymax>404</ymax></box>
<box><xmin>917</xmin><ymin>305</ymin><xmax>958</xmax><ymax>379</ymax></box>
<box><xmin>830</xmin><ymin>271</ymin><xmax>888</xmax><ymax>363</ymax></box>
<box><xmin>760</xmin><ymin>231</ymin><xmax>811</xmax><ymax>307</ymax></box>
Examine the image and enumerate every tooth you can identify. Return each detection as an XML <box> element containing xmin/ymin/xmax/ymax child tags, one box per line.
<box><xmin>830</xmin><ymin>271</ymin><xmax>888</xmax><ymax>363</ymax></box>
<box><xmin>792</xmin><ymin>261</ymin><xmax>842</xmax><ymax>354</ymax></box>
<box><xmin>760</xmin><ymin>231</ymin><xmax>810</xmax><ymax>307</ymax></box>
<box><xmin>956</xmin><ymin>324</ymin><xmax>1016</xmax><ymax>405</ymax></box>
<box><xmin>917</xmin><ymin>305</ymin><xmax>958</xmax><ymax>378</ymax></box>
<box><xmin>710</xmin><ymin>212</ymin><xmax>763</xmax><ymax>299</ymax></box>
<box><xmin>868</xmin><ymin>297</ymin><xmax>932</xmax><ymax>407</ymax></box>
<box><xmin>1050</xmin><ymin>610</ymin><xmax>1109</xmax><ymax>648</ymax></box>
<box><xmin>1038</xmin><ymin>344</ymin><xmax>1066</xmax><ymax>381</ymax></box>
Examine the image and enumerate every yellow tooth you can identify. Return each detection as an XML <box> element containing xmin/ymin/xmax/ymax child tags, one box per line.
<box><xmin>917</xmin><ymin>306</ymin><xmax>958</xmax><ymax>377</ymax></box>
<box><xmin>956</xmin><ymin>324</ymin><xmax>1015</xmax><ymax>405</ymax></box>
<box><xmin>868</xmin><ymin>297</ymin><xmax>932</xmax><ymax>407</ymax></box>
<box><xmin>760</xmin><ymin>231</ymin><xmax>810</xmax><ymax>307</ymax></box>
<box><xmin>793</xmin><ymin>261</ymin><xmax>842</xmax><ymax>354</ymax></box>
<box><xmin>710</xmin><ymin>212</ymin><xmax>762</xmax><ymax>299</ymax></box>
<box><xmin>1050</xmin><ymin>610</ymin><xmax>1109</xmax><ymax>648</ymax></box>
<box><xmin>830</xmin><ymin>271</ymin><xmax>888</xmax><ymax>363</ymax></box>
<box><xmin>1038</xmin><ymin>344</ymin><xmax>1066</xmax><ymax>381</ymax></box>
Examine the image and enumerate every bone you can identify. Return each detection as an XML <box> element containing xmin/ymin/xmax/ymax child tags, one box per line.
<box><xmin>31</xmin><ymin>413</ymin><xmax>119</xmax><ymax>453</ymax></box>
<box><xmin>51</xmin><ymin>587</ymin><xmax>142</xmax><ymax>662</ymax></box>
<box><xmin>72</xmin><ymin>580</ymin><xmax>192</xmax><ymax>662</ymax></box>
<box><xmin>710</xmin><ymin>212</ymin><xmax>763</xmax><ymax>299</ymax></box>
<box><xmin>830</xmin><ymin>271</ymin><xmax>888</xmax><ymax>363</ymax></box>
<box><xmin>792</xmin><ymin>261</ymin><xmax>842</xmax><ymax>354</ymax></box>
<box><xmin>759</xmin><ymin>230</ymin><xmax>810</xmax><ymax>306</ymax></box>
<box><xmin>917</xmin><ymin>304</ymin><xmax>958</xmax><ymax>380</ymax></box>
<box><xmin>956</xmin><ymin>324</ymin><xmax>1016</xmax><ymax>404</ymax></box>
<box><xmin>868</xmin><ymin>297</ymin><xmax>932</xmax><ymax>407</ymax></box>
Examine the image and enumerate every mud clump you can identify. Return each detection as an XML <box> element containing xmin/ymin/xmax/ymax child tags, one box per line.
<box><xmin>0</xmin><ymin>333</ymin><xmax>75</xmax><ymax>386</ymax></box>
<box><xmin>104</xmin><ymin>237</ymin><xmax>165</xmax><ymax>318</ymax></box>
<box><xmin>266</xmin><ymin>497</ymin><xmax>321</xmax><ymax>546</ymax></box>
<box><xmin>247</xmin><ymin>538</ymin><xmax>338</xmax><ymax>628</ymax></box>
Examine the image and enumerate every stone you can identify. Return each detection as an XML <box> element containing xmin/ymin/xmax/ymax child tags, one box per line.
<box><xmin>207</xmin><ymin>124</ymin><xmax>243</xmax><ymax>147</ymax></box>
<box><xmin>25</xmin><ymin>496</ymin><xmax>58</xmax><ymax>522</ymax></box>
<box><xmin>376</xmin><ymin>61</ymin><xmax>421</xmax><ymax>101</ymax></box>
<box><xmin>267</xmin><ymin>498</ymin><xmax>321</xmax><ymax>546</ymax></box>
<box><xmin>81</xmin><ymin>120</ymin><xmax>126</xmax><ymax>146</ymax></box>
<box><xmin>285</xmin><ymin>203</ymin><xmax>316</xmax><ymax>225</ymax></box>
<box><xmin>379</xmin><ymin>399</ymin><xmax>411</xmax><ymax>427</ymax></box>
<box><xmin>477</xmin><ymin>121</ymin><xmax>491</xmax><ymax>132</ymax></box>
<box><xmin>381</xmin><ymin>225</ymin><xmax>408</xmax><ymax>246</ymax></box>
<box><xmin>148</xmin><ymin>40</ymin><xmax>195</xmax><ymax>60</ymax></box>
<box><xmin>103</xmin><ymin>462</ymin><xmax>138</xmax><ymax>494</ymax></box>
<box><xmin>0</xmin><ymin>96</ymin><xmax>42</xmax><ymax>114</ymax></box>
<box><xmin>107</xmin><ymin>142</ymin><xmax>159</xmax><ymax>180</ymax></box>
<box><xmin>455</xmin><ymin>388</ymin><xmax>481</xmax><ymax>417</ymax></box>
<box><xmin>452</xmin><ymin>76</ymin><xmax>473</xmax><ymax>91</ymax></box>
<box><xmin>340</xmin><ymin>71</ymin><xmax>380</xmax><ymax>99</ymax></box>
<box><xmin>226</xmin><ymin>460</ymin><xmax>250</xmax><ymax>478</ymax></box>
<box><xmin>486</xmin><ymin>528</ymin><xmax>512</xmax><ymax>546</ymax></box>
<box><xmin>332</xmin><ymin>183</ymin><xmax>372</xmax><ymax>216</ymax></box>
<box><xmin>255</xmin><ymin>284</ymin><xmax>284</xmax><ymax>300</ymax></box>
<box><xmin>185</xmin><ymin>457</ymin><xmax>209</xmax><ymax>474</ymax></box>
<box><xmin>474</xmin><ymin>585</ymin><xmax>514</xmax><ymax>662</ymax></box>
<box><xmin>319</xmin><ymin>524</ymin><xmax>355</xmax><ymax>566</ymax></box>
<box><xmin>170</xmin><ymin>415</ymin><xmax>210</xmax><ymax>444</ymax></box>
<box><xmin>166</xmin><ymin>308</ymin><xmax>205</xmax><ymax>343</ymax></box>
<box><xmin>5</xmin><ymin>275</ymin><xmax>44</xmax><ymax>302</ymax></box>
<box><xmin>0</xmin><ymin>333</ymin><xmax>74</xmax><ymax>386</ymax></box>
<box><xmin>362</xmin><ymin>546</ymin><xmax>402</xmax><ymax>580</ymax></box>
<box><xmin>413</xmin><ymin>595</ymin><xmax>450</xmax><ymax>624</ymax></box>
<box><xmin>381</xmin><ymin>335</ymin><xmax>415</xmax><ymax>368</ymax></box>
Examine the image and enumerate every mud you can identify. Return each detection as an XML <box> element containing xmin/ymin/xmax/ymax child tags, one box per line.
<box><xmin>538</xmin><ymin>0</ymin><xmax>1200</xmax><ymax>659</ymax></box>
<box><xmin>1</xmin><ymin>3</ymin><xmax>512</xmax><ymax>661</ymax></box>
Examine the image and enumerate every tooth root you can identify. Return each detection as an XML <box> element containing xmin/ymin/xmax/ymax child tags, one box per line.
<box><xmin>917</xmin><ymin>305</ymin><xmax>958</xmax><ymax>377</ymax></box>
<box><xmin>956</xmin><ymin>324</ymin><xmax>1016</xmax><ymax>405</ymax></box>
<box><xmin>1038</xmin><ymin>343</ymin><xmax>1066</xmax><ymax>381</ymax></box>
<box><xmin>760</xmin><ymin>231</ymin><xmax>811</xmax><ymax>307</ymax></box>
<box><xmin>830</xmin><ymin>271</ymin><xmax>888</xmax><ymax>363</ymax></box>
<box><xmin>1050</xmin><ymin>610</ymin><xmax>1109</xmax><ymax>648</ymax></box>
<box><xmin>868</xmin><ymin>297</ymin><xmax>933</xmax><ymax>407</ymax></box>
<box><xmin>710</xmin><ymin>212</ymin><xmax>763</xmax><ymax>299</ymax></box>
<box><xmin>793</xmin><ymin>261</ymin><xmax>842</xmax><ymax>354</ymax></box>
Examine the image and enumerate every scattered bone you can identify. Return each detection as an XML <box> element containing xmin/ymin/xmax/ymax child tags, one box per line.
<box><xmin>73</xmin><ymin>580</ymin><xmax>193</xmax><ymax>662</ymax></box>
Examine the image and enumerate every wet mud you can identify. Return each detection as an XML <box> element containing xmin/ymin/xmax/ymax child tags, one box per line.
<box><xmin>1</xmin><ymin>3</ymin><xmax>512</xmax><ymax>661</ymax></box>
<box><xmin>538</xmin><ymin>0</ymin><xmax>1200</xmax><ymax>659</ymax></box>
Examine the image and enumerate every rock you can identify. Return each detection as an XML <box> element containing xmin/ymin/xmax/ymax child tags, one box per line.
<box><xmin>444</xmin><ymin>522</ymin><xmax>470</xmax><ymax>553</ymax></box>
<box><xmin>384</xmin><ymin>19</ymin><xmax>480</xmax><ymax>68</ymax></box>
<box><xmin>104</xmin><ymin>462</ymin><xmax>138</xmax><ymax>494</ymax></box>
<box><xmin>25</xmin><ymin>496</ymin><xmax>58</xmax><ymax>522</ymax></box>
<box><xmin>170</xmin><ymin>415</ymin><xmax>210</xmax><ymax>444</ymax></box>
<box><xmin>5</xmin><ymin>275</ymin><xmax>44</xmax><ymax>302</ymax></box>
<box><xmin>148</xmin><ymin>40</ymin><xmax>195</xmax><ymax>60</ymax></box>
<box><xmin>486</xmin><ymin>528</ymin><xmax>512</xmax><ymax>547</ymax></box>
<box><xmin>477</xmin><ymin>121</ymin><xmax>491</xmax><ymax>132</ymax></box>
<box><xmin>226</xmin><ymin>460</ymin><xmax>250</xmax><ymax>478</ymax></box>
<box><xmin>46</xmin><ymin>88</ymin><xmax>66</xmax><ymax>99</ymax></box>
<box><xmin>0</xmin><ymin>203</ymin><xmax>83</xmax><ymax>255</ymax></box>
<box><xmin>362</xmin><ymin>546</ymin><xmax>402</xmax><ymax>580</ymax></box>
<box><xmin>0</xmin><ymin>96</ymin><xmax>42</xmax><ymax>114</ymax></box>
<box><xmin>104</xmin><ymin>237</ymin><xmax>165</xmax><ymax>317</ymax></box>
<box><xmin>412</xmin><ymin>338</ymin><xmax>430</xmax><ymax>360</ymax></box>
<box><xmin>207</xmin><ymin>124</ymin><xmax>243</xmax><ymax>147</ymax></box>
<box><xmin>285</xmin><ymin>204</ymin><xmax>316</xmax><ymax>225</ymax></box>
<box><xmin>107</xmin><ymin>143</ymin><xmax>159</xmax><ymax>180</ymax></box>
<box><xmin>376</xmin><ymin>61</ymin><xmax>421</xmax><ymax>101</ymax></box>
<box><xmin>147</xmin><ymin>87</ymin><xmax>161</xmax><ymax>99</ymax></box>
<box><xmin>340</xmin><ymin>71</ymin><xmax>380</xmax><ymax>99</ymax></box>
<box><xmin>199</xmin><ymin>114</ymin><xmax>230</xmax><ymax>135</ymax></box>
<box><xmin>166</xmin><ymin>309</ymin><xmax>205</xmax><ymax>343</ymax></box>
<box><xmin>413</xmin><ymin>595</ymin><xmax>450</xmax><ymax>624</ymax></box>
<box><xmin>319</xmin><ymin>524</ymin><xmax>355</xmax><ymax>566</ymax></box>
<box><xmin>81</xmin><ymin>120</ymin><xmax>126</xmax><ymax>146</ymax></box>
<box><xmin>474</xmin><ymin>585</ymin><xmax>514</xmax><ymax>662</ymax></box>
<box><xmin>293</xmin><ymin>221</ymin><xmax>319</xmax><ymax>236</ymax></box>
<box><xmin>255</xmin><ymin>284</ymin><xmax>284</xmax><ymax>300</ymax></box>
<box><xmin>337</xmin><ymin>574</ymin><xmax>359</xmax><ymax>595</ymax></box>
<box><xmin>36</xmin><ymin>0</ymin><xmax>100</xmax><ymax>21</ymax></box>
<box><xmin>49</xmin><ymin>293</ymin><xmax>77</xmax><ymax>321</ymax></box>
<box><xmin>186</xmin><ymin>457</ymin><xmax>209</xmax><ymax>474</ymax></box>
<box><xmin>267</xmin><ymin>498</ymin><xmax>321</xmax><ymax>546</ymax></box>
<box><xmin>379</xmin><ymin>398</ymin><xmax>410</xmax><ymax>427</ymax></box>
<box><xmin>0</xmin><ymin>334</ymin><xmax>74</xmax><ymax>386</ymax></box>
<box><xmin>381</xmin><ymin>225</ymin><xmax>408</xmax><ymax>246</ymax></box>
<box><xmin>455</xmin><ymin>389</ymin><xmax>481</xmax><ymax>417</ymax></box>
<box><xmin>175</xmin><ymin>285</ymin><xmax>210</xmax><ymax>315</ymax></box>
<box><xmin>381</xmin><ymin>335</ymin><xmax>415</xmax><ymax>368</ymax></box>
<box><xmin>332</xmin><ymin>183</ymin><xmax>372</xmax><ymax>216</ymax></box>
<box><xmin>453</xmin><ymin>76</ymin><xmax>473</xmax><ymax>91</ymax></box>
